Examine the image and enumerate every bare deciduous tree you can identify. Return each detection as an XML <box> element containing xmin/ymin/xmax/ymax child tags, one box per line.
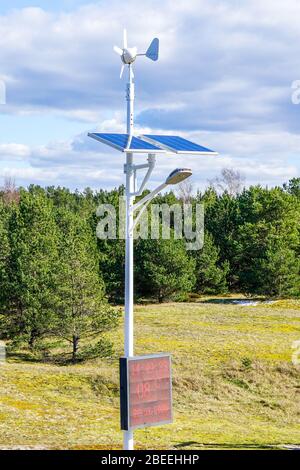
<box><xmin>208</xmin><ymin>168</ymin><xmax>245</xmax><ymax>196</ymax></box>
<box><xmin>1</xmin><ymin>177</ymin><xmax>20</xmax><ymax>205</ymax></box>
<box><xmin>177</xmin><ymin>180</ymin><xmax>194</xmax><ymax>203</ymax></box>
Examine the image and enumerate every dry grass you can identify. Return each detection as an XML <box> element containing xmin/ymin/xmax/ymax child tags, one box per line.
<box><xmin>0</xmin><ymin>298</ymin><xmax>300</xmax><ymax>449</ymax></box>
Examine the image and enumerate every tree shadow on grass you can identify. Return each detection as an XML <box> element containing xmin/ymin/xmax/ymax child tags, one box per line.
<box><xmin>7</xmin><ymin>350</ymin><xmax>77</xmax><ymax>366</ymax></box>
<box><xmin>7</xmin><ymin>349</ymin><xmax>119</xmax><ymax>367</ymax></box>
<box><xmin>6</xmin><ymin>351</ymin><xmax>42</xmax><ymax>364</ymax></box>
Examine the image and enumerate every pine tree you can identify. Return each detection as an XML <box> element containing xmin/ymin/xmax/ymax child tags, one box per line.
<box><xmin>135</xmin><ymin>234</ymin><xmax>196</xmax><ymax>303</ymax></box>
<box><xmin>283</xmin><ymin>178</ymin><xmax>300</xmax><ymax>198</ymax></box>
<box><xmin>194</xmin><ymin>232</ymin><xmax>229</xmax><ymax>294</ymax></box>
<box><xmin>233</xmin><ymin>187</ymin><xmax>300</xmax><ymax>297</ymax></box>
<box><xmin>0</xmin><ymin>200</ymin><xmax>11</xmax><ymax>322</ymax></box>
<box><xmin>257</xmin><ymin>238</ymin><xmax>300</xmax><ymax>297</ymax></box>
<box><xmin>54</xmin><ymin>208</ymin><xmax>119</xmax><ymax>362</ymax></box>
<box><xmin>6</xmin><ymin>188</ymin><xmax>60</xmax><ymax>347</ymax></box>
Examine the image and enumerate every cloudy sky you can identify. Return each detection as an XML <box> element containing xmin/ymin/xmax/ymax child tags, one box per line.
<box><xmin>0</xmin><ymin>0</ymin><xmax>299</xmax><ymax>191</ymax></box>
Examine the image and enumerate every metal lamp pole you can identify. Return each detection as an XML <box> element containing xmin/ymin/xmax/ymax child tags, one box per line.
<box><xmin>88</xmin><ymin>29</ymin><xmax>209</xmax><ymax>452</ymax></box>
<box><xmin>122</xmin><ymin>64</ymin><xmax>160</xmax><ymax>450</ymax></box>
<box><xmin>124</xmin><ymin>64</ymin><xmax>135</xmax><ymax>450</ymax></box>
<box><xmin>122</xmin><ymin>63</ymin><xmax>192</xmax><ymax>451</ymax></box>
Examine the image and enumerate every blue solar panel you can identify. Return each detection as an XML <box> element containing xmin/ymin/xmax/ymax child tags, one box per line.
<box><xmin>141</xmin><ymin>135</ymin><xmax>217</xmax><ymax>154</ymax></box>
<box><xmin>88</xmin><ymin>132</ymin><xmax>217</xmax><ymax>155</ymax></box>
<box><xmin>88</xmin><ymin>133</ymin><xmax>165</xmax><ymax>153</ymax></box>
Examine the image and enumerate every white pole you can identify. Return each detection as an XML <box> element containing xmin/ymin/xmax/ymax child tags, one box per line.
<box><xmin>124</xmin><ymin>64</ymin><xmax>134</xmax><ymax>451</ymax></box>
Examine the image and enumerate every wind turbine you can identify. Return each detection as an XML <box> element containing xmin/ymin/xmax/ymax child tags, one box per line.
<box><xmin>114</xmin><ymin>29</ymin><xmax>159</xmax><ymax>78</ymax></box>
<box><xmin>112</xmin><ymin>28</ymin><xmax>160</xmax><ymax>145</ymax></box>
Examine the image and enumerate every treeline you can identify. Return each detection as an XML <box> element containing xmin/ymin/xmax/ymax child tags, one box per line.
<box><xmin>0</xmin><ymin>178</ymin><xmax>299</xmax><ymax>356</ymax></box>
<box><xmin>99</xmin><ymin>177</ymin><xmax>299</xmax><ymax>302</ymax></box>
<box><xmin>0</xmin><ymin>184</ymin><xmax>120</xmax><ymax>360</ymax></box>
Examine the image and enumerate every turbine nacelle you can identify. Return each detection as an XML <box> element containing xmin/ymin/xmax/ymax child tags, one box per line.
<box><xmin>113</xmin><ymin>29</ymin><xmax>159</xmax><ymax>78</ymax></box>
<box><xmin>121</xmin><ymin>47</ymin><xmax>138</xmax><ymax>65</ymax></box>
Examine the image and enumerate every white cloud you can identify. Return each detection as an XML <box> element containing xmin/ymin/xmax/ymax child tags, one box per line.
<box><xmin>0</xmin><ymin>143</ymin><xmax>30</xmax><ymax>158</ymax></box>
<box><xmin>0</xmin><ymin>0</ymin><xmax>299</xmax><ymax>190</ymax></box>
<box><xmin>1</xmin><ymin>124</ymin><xmax>298</xmax><ymax>191</ymax></box>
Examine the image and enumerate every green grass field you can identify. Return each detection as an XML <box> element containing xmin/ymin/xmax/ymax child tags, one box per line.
<box><xmin>0</xmin><ymin>298</ymin><xmax>300</xmax><ymax>450</ymax></box>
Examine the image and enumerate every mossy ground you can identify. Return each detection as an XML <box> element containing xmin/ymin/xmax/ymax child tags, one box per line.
<box><xmin>0</xmin><ymin>298</ymin><xmax>300</xmax><ymax>449</ymax></box>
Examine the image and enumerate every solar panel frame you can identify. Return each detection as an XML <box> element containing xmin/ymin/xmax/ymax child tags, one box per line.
<box><xmin>88</xmin><ymin>133</ymin><xmax>166</xmax><ymax>154</ymax></box>
<box><xmin>140</xmin><ymin>134</ymin><xmax>218</xmax><ymax>155</ymax></box>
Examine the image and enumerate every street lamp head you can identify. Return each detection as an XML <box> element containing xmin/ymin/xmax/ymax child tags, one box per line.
<box><xmin>165</xmin><ymin>168</ymin><xmax>192</xmax><ymax>185</ymax></box>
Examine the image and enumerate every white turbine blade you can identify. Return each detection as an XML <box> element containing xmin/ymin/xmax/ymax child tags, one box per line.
<box><xmin>146</xmin><ymin>38</ymin><xmax>159</xmax><ymax>61</ymax></box>
<box><xmin>114</xmin><ymin>45</ymin><xmax>123</xmax><ymax>56</ymax></box>
<box><xmin>120</xmin><ymin>64</ymin><xmax>125</xmax><ymax>79</ymax></box>
<box><xmin>123</xmin><ymin>28</ymin><xmax>127</xmax><ymax>48</ymax></box>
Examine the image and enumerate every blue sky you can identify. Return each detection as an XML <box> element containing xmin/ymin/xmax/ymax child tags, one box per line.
<box><xmin>0</xmin><ymin>0</ymin><xmax>299</xmax><ymax>190</ymax></box>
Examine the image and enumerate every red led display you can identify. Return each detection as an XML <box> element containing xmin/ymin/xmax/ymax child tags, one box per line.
<box><xmin>120</xmin><ymin>354</ymin><xmax>172</xmax><ymax>430</ymax></box>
